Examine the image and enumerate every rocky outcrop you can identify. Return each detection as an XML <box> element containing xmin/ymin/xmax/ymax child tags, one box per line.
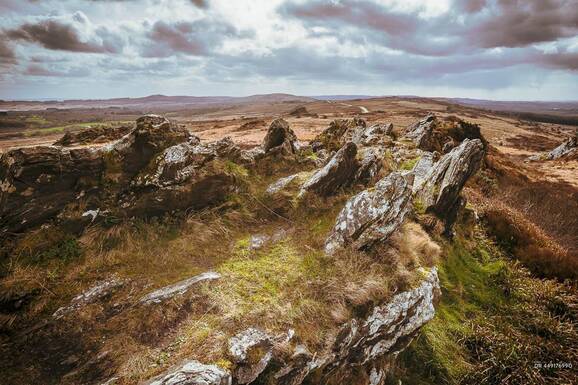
<box><xmin>325</xmin><ymin>172</ymin><xmax>414</xmax><ymax>254</ymax></box>
<box><xmin>54</xmin><ymin>124</ymin><xmax>132</xmax><ymax>147</ymax></box>
<box><xmin>414</xmin><ymin>139</ymin><xmax>484</xmax><ymax>231</ymax></box>
<box><xmin>404</xmin><ymin>114</ymin><xmax>485</xmax><ymax>153</ymax></box>
<box><xmin>318</xmin><ymin>268</ymin><xmax>440</xmax><ymax>379</ymax></box>
<box><xmin>147</xmin><ymin>360</ymin><xmax>231</xmax><ymax>385</ymax></box>
<box><xmin>0</xmin><ymin>146</ymin><xmax>104</xmax><ymax>235</ymax></box>
<box><xmin>147</xmin><ymin>268</ymin><xmax>440</xmax><ymax>385</ymax></box>
<box><xmin>311</xmin><ymin>118</ymin><xmax>366</xmax><ymax>152</ymax></box>
<box><xmin>404</xmin><ymin>114</ymin><xmax>438</xmax><ymax>151</ymax></box>
<box><xmin>0</xmin><ymin>115</ymin><xmax>247</xmax><ymax>235</ymax></box>
<box><xmin>102</xmin><ymin>115</ymin><xmax>194</xmax><ymax>184</ymax></box>
<box><xmin>351</xmin><ymin>123</ymin><xmax>393</xmax><ymax>147</ymax></box>
<box><xmin>262</xmin><ymin>119</ymin><xmax>297</xmax><ymax>155</ymax></box>
<box><xmin>53</xmin><ymin>277</ymin><xmax>125</xmax><ymax>319</ymax></box>
<box><xmin>229</xmin><ymin>328</ymin><xmax>273</xmax><ymax>384</ymax></box>
<box><xmin>140</xmin><ymin>272</ymin><xmax>221</xmax><ymax>305</ymax></box>
<box><xmin>299</xmin><ymin>142</ymin><xmax>359</xmax><ymax>197</ymax></box>
<box><xmin>547</xmin><ymin>133</ymin><xmax>577</xmax><ymax>160</ymax></box>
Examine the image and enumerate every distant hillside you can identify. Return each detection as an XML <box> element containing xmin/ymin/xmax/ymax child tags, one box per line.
<box><xmin>0</xmin><ymin>93</ymin><xmax>315</xmax><ymax>111</ymax></box>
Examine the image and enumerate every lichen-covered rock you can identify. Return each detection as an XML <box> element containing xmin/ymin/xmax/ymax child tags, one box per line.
<box><xmin>411</xmin><ymin>152</ymin><xmax>439</xmax><ymax>193</ymax></box>
<box><xmin>325</xmin><ymin>172</ymin><xmax>414</xmax><ymax>254</ymax></box>
<box><xmin>311</xmin><ymin>118</ymin><xmax>366</xmax><ymax>152</ymax></box>
<box><xmin>140</xmin><ymin>272</ymin><xmax>221</xmax><ymax>305</ymax></box>
<box><xmin>351</xmin><ymin>123</ymin><xmax>393</xmax><ymax>147</ymax></box>
<box><xmin>53</xmin><ymin>277</ymin><xmax>125</xmax><ymax>319</ymax></box>
<box><xmin>121</xmin><ymin>137</ymin><xmax>242</xmax><ymax>216</ymax></box>
<box><xmin>102</xmin><ymin>114</ymin><xmax>194</xmax><ymax>184</ymax></box>
<box><xmin>0</xmin><ymin>146</ymin><xmax>104</xmax><ymax>235</ymax></box>
<box><xmin>299</xmin><ymin>142</ymin><xmax>359</xmax><ymax>197</ymax></box>
<box><xmin>262</xmin><ymin>119</ymin><xmax>297</xmax><ymax>155</ymax></box>
<box><xmin>547</xmin><ymin>133</ymin><xmax>577</xmax><ymax>160</ymax></box>
<box><xmin>415</xmin><ymin>139</ymin><xmax>484</xmax><ymax>231</ymax></box>
<box><xmin>264</xmin><ymin>171</ymin><xmax>313</xmax><ymax>213</ymax></box>
<box><xmin>229</xmin><ymin>328</ymin><xmax>273</xmax><ymax>384</ymax></box>
<box><xmin>148</xmin><ymin>360</ymin><xmax>231</xmax><ymax>385</ymax></box>
<box><xmin>331</xmin><ymin>268</ymin><xmax>439</xmax><ymax>366</ymax></box>
<box><xmin>404</xmin><ymin>115</ymin><xmax>485</xmax><ymax>153</ymax></box>
<box><xmin>403</xmin><ymin>114</ymin><xmax>439</xmax><ymax>151</ymax></box>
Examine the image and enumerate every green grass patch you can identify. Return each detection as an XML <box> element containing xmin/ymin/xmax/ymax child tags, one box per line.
<box><xmin>399</xmin><ymin>156</ymin><xmax>421</xmax><ymax>171</ymax></box>
<box><xmin>391</xmin><ymin>228</ymin><xmax>578</xmax><ymax>385</ymax></box>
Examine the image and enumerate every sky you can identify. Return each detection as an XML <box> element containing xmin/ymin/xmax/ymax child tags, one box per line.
<box><xmin>0</xmin><ymin>0</ymin><xmax>577</xmax><ymax>101</ymax></box>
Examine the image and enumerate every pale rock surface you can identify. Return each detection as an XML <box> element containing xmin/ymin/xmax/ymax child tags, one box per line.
<box><xmin>140</xmin><ymin>272</ymin><xmax>221</xmax><ymax>305</ymax></box>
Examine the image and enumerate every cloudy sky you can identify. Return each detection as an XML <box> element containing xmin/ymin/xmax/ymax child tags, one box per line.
<box><xmin>1</xmin><ymin>0</ymin><xmax>577</xmax><ymax>100</ymax></box>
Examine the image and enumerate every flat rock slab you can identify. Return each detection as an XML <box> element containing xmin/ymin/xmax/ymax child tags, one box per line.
<box><xmin>53</xmin><ymin>277</ymin><xmax>125</xmax><ymax>319</ymax></box>
<box><xmin>148</xmin><ymin>360</ymin><xmax>231</xmax><ymax>385</ymax></box>
<box><xmin>140</xmin><ymin>271</ymin><xmax>221</xmax><ymax>305</ymax></box>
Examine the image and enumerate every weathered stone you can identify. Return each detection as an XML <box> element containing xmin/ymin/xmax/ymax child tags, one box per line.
<box><xmin>311</xmin><ymin>118</ymin><xmax>366</xmax><ymax>152</ymax></box>
<box><xmin>354</xmin><ymin>146</ymin><xmax>388</xmax><ymax>185</ymax></box>
<box><xmin>273</xmin><ymin>345</ymin><xmax>314</xmax><ymax>385</ymax></box>
<box><xmin>148</xmin><ymin>360</ymin><xmax>231</xmax><ymax>385</ymax></box>
<box><xmin>102</xmin><ymin>114</ymin><xmax>193</xmax><ymax>183</ymax></box>
<box><xmin>325</xmin><ymin>172</ymin><xmax>414</xmax><ymax>254</ymax></box>
<box><xmin>404</xmin><ymin>114</ymin><xmax>439</xmax><ymax>151</ymax></box>
<box><xmin>229</xmin><ymin>328</ymin><xmax>273</xmax><ymax>384</ymax></box>
<box><xmin>547</xmin><ymin>133</ymin><xmax>577</xmax><ymax>160</ymax></box>
<box><xmin>54</xmin><ymin>124</ymin><xmax>132</xmax><ymax>147</ymax></box>
<box><xmin>53</xmin><ymin>277</ymin><xmax>125</xmax><ymax>319</ymax></box>
<box><xmin>0</xmin><ymin>146</ymin><xmax>104</xmax><ymax>235</ymax></box>
<box><xmin>262</xmin><ymin>119</ymin><xmax>297</xmax><ymax>155</ymax></box>
<box><xmin>415</xmin><ymin>139</ymin><xmax>484</xmax><ymax>226</ymax></box>
<box><xmin>351</xmin><ymin>123</ymin><xmax>393</xmax><ymax>147</ymax></box>
<box><xmin>404</xmin><ymin>114</ymin><xmax>485</xmax><ymax>153</ymax></box>
<box><xmin>322</xmin><ymin>268</ymin><xmax>440</xmax><ymax>376</ymax></box>
<box><xmin>140</xmin><ymin>272</ymin><xmax>221</xmax><ymax>305</ymax></box>
<box><xmin>299</xmin><ymin>142</ymin><xmax>359</xmax><ymax>197</ymax></box>
<box><xmin>411</xmin><ymin>152</ymin><xmax>439</xmax><ymax>193</ymax></box>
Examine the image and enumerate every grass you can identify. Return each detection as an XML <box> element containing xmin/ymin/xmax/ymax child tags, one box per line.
<box><xmin>399</xmin><ymin>156</ymin><xmax>420</xmax><ymax>170</ymax></box>
<box><xmin>390</xmin><ymin>225</ymin><xmax>578</xmax><ymax>385</ymax></box>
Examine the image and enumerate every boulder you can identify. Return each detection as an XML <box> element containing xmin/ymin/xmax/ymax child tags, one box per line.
<box><xmin>325</xmin><ymin>172</ymin><xmax>414</xmax><ymax>254</ymax></box>
<box><xmin>414</xmin><ymin>139</ymin><xmax>484</xmax><ymax>230</ymax></box>
<box><xmin>229</xmin><ymin>328</ymin><xmax>273</xmax><ymax>384</ymax></box>
<box><xmin>547</xmin><ymin>133</ymin><xmax>577</xmax><ymax>160</ymax></box>
<box><xmin>148</xmin><ymin>360</ymin><xmax>231</xmax><ymax>385</ymax></box>
<box><xmin>0</xmin><ymin>146</ymin><xmax>104</xmax><ymax>235</ymax></box>
<box><xmin>299</xmin><ymin>142</ymin><xmax>359</xmax><ymax>197</ymax></box>
<box><xmin>262</xmin><ymin>119</ymin><xmax>297</xmax><ymax>155</ymax></box>
<box><xmin>139</xmin><ymin>271</ymin><xmax>221</xmax><ymax>305</ymax></box>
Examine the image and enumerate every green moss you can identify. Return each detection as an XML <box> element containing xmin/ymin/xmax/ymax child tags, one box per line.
<box><xmin>224</xmin><ymin>160</ymin><xmax>249</xmax><ymax>178</ymax></box>
<box><xmin>413</xmin><ymin>198</ymin><xmax>426</xmax><ymax>215</ymax></box>
<box><xmin>399</xmin><ymin>156</ymin><xmax>420</xmax><ymax>171</ymax></box>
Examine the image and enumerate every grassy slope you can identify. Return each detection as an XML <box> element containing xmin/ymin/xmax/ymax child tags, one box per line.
<box><xmin>390</xmin><ymin>223</ymin><xmax>578</xmax><ymax>385</ymax></box>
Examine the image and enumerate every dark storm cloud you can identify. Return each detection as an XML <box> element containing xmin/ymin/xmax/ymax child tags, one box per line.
<box><xmin>0</xmin><ymin>39</ymin><xmax>16</xmax><ymax>64</ymax></box>
<box><xmin>190</xmin><ymin>0</ymin><xmax>209</xmax><ymax>8</ymax></box>
<box><xmin>141</xmin><ymin>19</ymin><xmax>247</xmax><ymax>57</ymax></box>
<box><xmin>464</xmin><ymin>0</ymin><xmax>578</xmax><ymax>48</ymax></box>
<box><xmin>281</xmin><ymin>0</ymin><xmax>578</xmax><ymax>70</ymax></box>
<box><xmin>5</xmin><ymin>16</ymin><xmax>123</xmax><ymax>53</ymax></box>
